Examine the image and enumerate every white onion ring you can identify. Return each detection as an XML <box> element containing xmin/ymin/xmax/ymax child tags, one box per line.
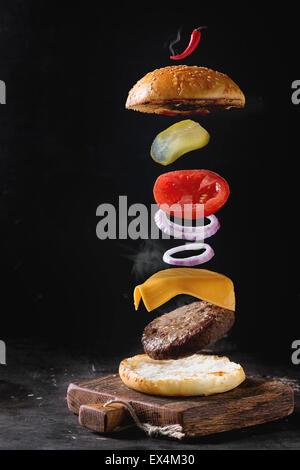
<box><xmin>163</xmin><ymin>242</ymin><xmax>215</xmax><ymax>266</ymax></box>
<box><xmin>154</xmin><ymin>209</ymin><xmax>220</xmax><ymax>241</ymax></box>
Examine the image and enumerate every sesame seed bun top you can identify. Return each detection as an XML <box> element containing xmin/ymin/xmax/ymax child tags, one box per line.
<box><xmin>125</xmin><ymin>65</ymin><xmax>245</xmax><ymax>116</ymax></box>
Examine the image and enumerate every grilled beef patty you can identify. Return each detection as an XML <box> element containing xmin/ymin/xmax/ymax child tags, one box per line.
<box><xmin>142</xmin><ymin>301</ymin><xmax>235</xmax><ymax>360</ymax></box>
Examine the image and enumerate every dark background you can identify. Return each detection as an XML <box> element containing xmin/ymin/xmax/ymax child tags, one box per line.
<box><xmin>0</xmin><ymin>2</ymin><xmax>299</xmax><ymax>361</ymax></box>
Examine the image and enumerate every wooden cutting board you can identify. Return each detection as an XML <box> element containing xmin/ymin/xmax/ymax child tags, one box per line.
<box><xmin>67</xmin><ymin>374</ymin><xmax>294</xmax><ymax>438</ymax></box>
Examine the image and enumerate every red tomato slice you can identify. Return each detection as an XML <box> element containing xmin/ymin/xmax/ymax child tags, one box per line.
<box><xmin>153</xmin><ymin>170</ymin><xmax>230</xmax><ymax>219</ymax></box>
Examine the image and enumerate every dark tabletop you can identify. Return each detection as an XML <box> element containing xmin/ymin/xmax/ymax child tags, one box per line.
<box><xmin>0</xmin><ymin>339</ymin><xmax>299</xmax><ymax>451</ymax></box>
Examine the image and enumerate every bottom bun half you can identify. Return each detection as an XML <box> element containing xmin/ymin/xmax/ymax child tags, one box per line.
<box><xmin>119</xmin><ymin>354</ymin><xmax>245</xmax><ymax>397</ymax></box>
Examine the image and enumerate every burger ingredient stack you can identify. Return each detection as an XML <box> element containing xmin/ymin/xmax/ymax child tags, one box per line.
<box><xmin>121</xmin><ymin>64</ymin><xmax>246</xmax><ymax>397</ymax></box>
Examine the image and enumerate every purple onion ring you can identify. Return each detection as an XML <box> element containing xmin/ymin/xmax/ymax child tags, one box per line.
<box><xmin>154</xmin><ymin>209</ymin><xmax>220</xmax><ymax>241</ymax></box>
<box><xmin>163</xmin><ymin>242</ymin><xmax>215</xmax><ymax>266</ymax></box>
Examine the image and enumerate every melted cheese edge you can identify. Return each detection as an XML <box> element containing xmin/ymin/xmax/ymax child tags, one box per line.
<box><xmin>134</xmin><ymin>268</ymin><xmax>235</xmax><ymax>312</ymax></box>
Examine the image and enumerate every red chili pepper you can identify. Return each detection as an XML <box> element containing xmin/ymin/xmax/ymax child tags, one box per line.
<box><xmin>170</xmin><ymin>26</ymin><xmax>205</xmax><ymax>61</ymax></box>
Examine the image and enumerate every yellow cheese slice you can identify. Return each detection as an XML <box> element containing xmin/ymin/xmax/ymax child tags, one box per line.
<box><xmin>134</xmin><ymin>268</ymin><xmax>235</xmax><ymax>312</ymax></box>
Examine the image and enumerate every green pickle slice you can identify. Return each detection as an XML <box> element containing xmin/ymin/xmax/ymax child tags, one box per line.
<box><xmin>150</xmin><ymin>120</ymin><xmax>210</xmax><ymax>166</ymax></box>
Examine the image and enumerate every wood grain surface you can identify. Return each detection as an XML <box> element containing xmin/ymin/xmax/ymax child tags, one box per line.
<box><xmin>79</xmin><ymin>403</ymin><xmax>126</xmax><ymax>433</ymax></box>
<box><xmin>67</xmin><ymin>374</ymin><xmax>294</xmax><ymax>438</ymax></box>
